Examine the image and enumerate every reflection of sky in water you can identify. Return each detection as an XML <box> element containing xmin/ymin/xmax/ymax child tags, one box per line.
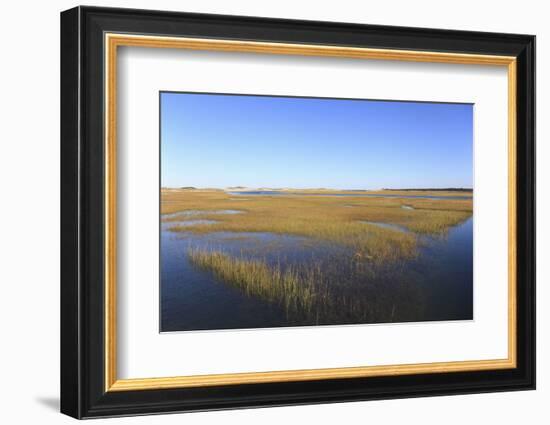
<box><xmin>227</xmin><ymin>191</ymin><xmax>471</xmax><ymax>200</ymax></box>
<box><xmin>160</xmin><ymin>215</ymin><xmax>473</xmax><ymax>332</ymax></box>
<box><xmin>360</xmin><ymin>220</ymin><xmax>410</xmax><ymax>233</ymax></box>
<box><xmin>166</xmin><ymin>220</ymin><xmax>218</xmax><ymax>228</ymax></box>
<box><xmin>162</xmin><ymin>209</ymin><xmax>243</xmax><ymax>219</ymax></box>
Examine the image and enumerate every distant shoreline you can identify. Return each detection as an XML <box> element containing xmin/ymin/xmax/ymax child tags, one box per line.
<box><xmin>382</xmin><ymin>188</ymin><xmax>473</xmax><ymax>192</ymax></box>
<box><xmin>162</xmin><ymin>187</ymin><xmax>473</xmax><ymax>193</ymax></box>
<box><xmin>160</xmin><ymin>187</ymin><xmax>473</xmax><ymax>199</ymax></box>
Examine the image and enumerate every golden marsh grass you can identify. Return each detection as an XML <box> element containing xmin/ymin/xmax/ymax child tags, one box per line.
<box><xmin>187</xmin><ymin>248</ymin><xmax>425</xmax><ymax>323</ymax></box>
<box><xmin>188</xmin><ymin>249</ymin><xmax>319</xmax><ymax>318</ymax></box>
<box><xmin>163</xmin><ymin>189</ymin><xmax>472</xmax><ymax>262</ymax></box>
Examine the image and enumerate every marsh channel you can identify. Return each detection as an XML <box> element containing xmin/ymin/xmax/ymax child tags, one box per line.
<box><xmin>160</xmin><ymin>204</ymin><xmax>473</xmax><ymax>332</ymax></box>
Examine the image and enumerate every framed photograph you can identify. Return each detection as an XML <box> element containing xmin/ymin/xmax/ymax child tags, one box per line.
<box><xmin>60</xmin><ymin>6</ymin><xmax>535</xmax><ymax>419</ymax></box>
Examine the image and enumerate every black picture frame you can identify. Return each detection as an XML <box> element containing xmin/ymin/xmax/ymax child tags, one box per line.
<box><xmin>61</xmin><ymin>5</ymin><xmax>535</xmax><ymax>419</ymax></box>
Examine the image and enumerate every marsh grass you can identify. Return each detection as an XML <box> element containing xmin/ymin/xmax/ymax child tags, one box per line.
<box><xmin>188</xmin><ymin>249</ymin><xmax>320</xmax><ymax>318</ymax></box>
<box><xmin>187</xmin><ymin>248</ymin><xmax>426</xmax><ymax>323</ymax></box>
<box><xmin>163</xmin><ymin>190</ymin><xmax>472</xmax><ymax>262</ymax></box>
<box><xmin>176</xmin><ymin>217</ymin><xmax>416</xmax><ymax>263</ymax></box>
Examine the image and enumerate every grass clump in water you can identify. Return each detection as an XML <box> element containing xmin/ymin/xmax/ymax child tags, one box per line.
<box><xmin>187</xmin><ymin>248</ymin><xmax>426</xmax><ymax>324</ymax></box>
<box><xmin>188</xmin><ymin>249</ymin><xmax>319</xmax><ymax>317</ymax></box>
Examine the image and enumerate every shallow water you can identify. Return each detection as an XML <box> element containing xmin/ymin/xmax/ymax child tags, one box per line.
<box><xmin>360</xmin><ymin>220</ymin><xmax>410</xmax><ymax>233</ymax></box>
<box><xmin>226</xmin><ymin>190</ymin><xmax>472</xmax><ymax>200</ymax></box>
<box><xmin>160</xmin><ymin>224</ymin><xmax>348</xmax><ymax>331</ymax></box>
<box><xmin>166</xmin><ymin>219</ymin><xmax>218</xmax><ymax>228</ymax></box>
<box><xmin>160</xmin><ymin>215</ymin><xmax>473</xmax><ymax>332</ymax></box>
<box><xmin>163</xmin><ymin>209</ymin><xmax>243</xmax><ymax>220</ymax></box>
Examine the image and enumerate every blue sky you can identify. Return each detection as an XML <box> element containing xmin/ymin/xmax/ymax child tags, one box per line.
<box><xmin>160</xmin><ymin>92</ymin><xmax>473</xmax><ymax>190</ymax></box>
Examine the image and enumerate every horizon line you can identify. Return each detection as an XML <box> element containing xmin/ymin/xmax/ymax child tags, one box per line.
<box><xmin>161</xmin><ymin>186</ymin><xmax>474</xmax><ymax>191</ymax></box>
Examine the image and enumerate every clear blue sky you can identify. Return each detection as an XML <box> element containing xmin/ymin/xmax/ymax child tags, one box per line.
<box><xmin>161</xmin><ymin>92</ymin><xmax>473</xmax><ymax>190</ymax></box>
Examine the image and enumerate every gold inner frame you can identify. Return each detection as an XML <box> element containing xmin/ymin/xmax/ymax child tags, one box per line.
<box><xmin>104</xmin><ymin>33</ymin><xmax>517</xmax><ymax>392</ymax></box>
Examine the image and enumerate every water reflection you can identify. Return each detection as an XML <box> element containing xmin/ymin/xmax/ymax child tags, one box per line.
<box><xmin>226</xmin><ymin>190</ymin><xmax>472</xmax><ymax>200</ymax></box>
<box><xmin>360</xmin><ymin>220</ymin><xmax>410</xmax><ymax>233</ymax></box>
<box><xmin>160</xmin><ymin>216</ymin><xmax>473</xmax><ymax>332</ymax></box>
<box><xmin>163</xmin><ymin>209</ymin><xmax>243</xmax><ymax>220</ymax></box>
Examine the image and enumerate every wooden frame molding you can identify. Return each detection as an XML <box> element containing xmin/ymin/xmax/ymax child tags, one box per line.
<box><xmin>103</xmin><ymin>33</ymin><xmax>518</xmax><ymax>393</ymax></box>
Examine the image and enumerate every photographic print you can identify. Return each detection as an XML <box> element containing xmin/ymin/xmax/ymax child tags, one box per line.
<box><xmin>160</xmin><ymin>92</ymin><xmax>473</xmax><ymax>332</ymax></box>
